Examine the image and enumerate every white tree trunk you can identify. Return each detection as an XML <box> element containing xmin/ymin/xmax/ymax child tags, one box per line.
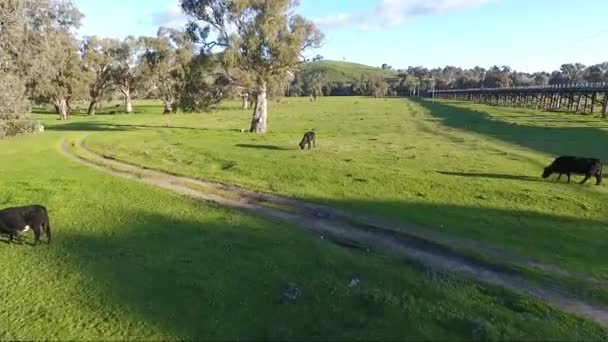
<box><xmin>56</xmin><ymin>98</ymin><xmax>68</xmax><ymax>120</ymax></box>
<box><xmin>163</xmin><ymin>100</ymin><xmax>173</xmax><ymax>114</ymax></box>
<box><xmin>242</xmin><ymin>95</ymin><xmax>249</xmax><ymax>110</ymax></box>
<box><xmin>249</xmin><ymin>83</ymin><xmax>268</xmax><ymax>133</ymax></box>
<box><xmin>87</xmin><ymin>100</ymin><xmax>96</xmax><ymax>116</ymax></box>
<box><xmin>123</xmin><ymin>91</ymin><xmax>133</xmax><ymax>113</ymax></box>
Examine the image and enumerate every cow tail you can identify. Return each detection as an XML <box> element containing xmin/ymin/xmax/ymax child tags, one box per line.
<box><xmin>43</xmin><ymin>207</ymin><xmax>51</xmax><ymax>243</ymax></box>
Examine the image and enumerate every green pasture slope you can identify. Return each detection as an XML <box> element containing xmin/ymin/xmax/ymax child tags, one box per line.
<box><xmin>84</xmin><ymin>97</ymin><xmax>608</xmax><ymax>278</ymax></box>
<box><xmin>301</xmin><ymin>60</ymin><xmax>399</xmax><ymax>83</ymax></box>
<box><xmin>0</xmin><ymin>98</ymin><xmax>604</xmax><ymax>339</ymax></box>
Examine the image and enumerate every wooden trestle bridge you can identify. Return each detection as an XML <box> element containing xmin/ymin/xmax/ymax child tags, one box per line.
<box><xmin>429</xmin><ymin>83</ymin><xmax>608</xmax><ymax>117</ymax></box>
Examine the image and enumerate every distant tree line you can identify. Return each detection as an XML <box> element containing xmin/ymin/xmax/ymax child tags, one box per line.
<box><xmin>287</xmin><ymin>63</ymin><xmax>608</xmax><ymax>99</ymax></box>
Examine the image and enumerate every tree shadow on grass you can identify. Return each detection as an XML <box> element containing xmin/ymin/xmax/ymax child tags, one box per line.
<box><xmin>436</xmin><ymin>171</ymin><xmax>543</xmax><ymax>182</ymax></box>
<box><xmin>235</xmin><ymin>144</ymin><xmax>292</xmax><ymax>151</ymax></box>
<box><xmin>45</xmin><ymin>204</ymin><xmax>608</xmax><ymax>340</ymax></box>
<box><xmin>45</xmin><ymin>122</ymin><xmax>133</xmax><ymax>132</ymax></box>
<box><xmin>313</xmin><ymin>199</ymin><xmax>608</xmax><ymax>280</ymax></box>
<box><xmin>51</xmin><ymin>211</ymin><xmax>317</xmax><ymax>339</ymax></box>
<box><xmin>45</xmin><ymin>122</ymin><xmax>210</xmax><ymax>132</ymax></box>
<box><xmin>417</xmin><ymin>100</ymin><xmax>608</xmax><ymax>161</ymax></box>
<box><xmin>54</xmin><ymin>210</ymin><xmax>455</xmax><ymax>340</ymax></box>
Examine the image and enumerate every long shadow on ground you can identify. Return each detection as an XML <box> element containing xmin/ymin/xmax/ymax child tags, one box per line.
<box><xmin>417</xmin><ymin>100</ymin><xmax>608</xmax><ymax>161</ymax></box>
<box><xmin>45</xmin><ymin>206</ymin><xmax>608</xmax><ymax>340</ymax></box>
<box><xmin>436</xmin><ymin>171</ymin><xmax>542</xmax><ymax>182</ymax></box>
<box><xmin>314</xmin><ymin>199</ymin><xmax>608</xmax><ymax>281</ymax></box>
<box><xmin>44</xmin><ymin>209</ymin><xmax>519</xmax><ymax>340</ymax></box>
<box><xmin>50</xmin><ymin>211</ymin><xmax>354</xmax><ymax>339</ymax></box>
<box><xmin>45</xmin><ymin>122</ymin><xmax>208</xmax><ymax>132</ymax></box>
<box><xmin>235</xmin><ymin>144</ymin><xmax>292</xmax><ymax>151</ymax></box>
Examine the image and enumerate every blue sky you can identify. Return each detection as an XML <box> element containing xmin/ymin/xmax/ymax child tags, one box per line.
<box><xmin>74</xmin><ymin>0</ymin><xmax>608</xmax><ymax>73</ymax></box>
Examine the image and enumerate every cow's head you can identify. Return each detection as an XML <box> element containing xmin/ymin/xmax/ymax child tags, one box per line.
<box><xmin>541</xmin><ymin>166</ymin><xmax>553</xmax><ymax>178</ymax></box>
<box><xmin>299</xmin><ymin>141</ymin><xmax>305</xmax><ymax>150</ymax></box>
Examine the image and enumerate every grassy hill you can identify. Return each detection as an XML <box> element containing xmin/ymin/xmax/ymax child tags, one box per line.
<box><xmin>300</xmin><ymin>60</ymin><xmax>399</xmax><ymax>84</ymax></box>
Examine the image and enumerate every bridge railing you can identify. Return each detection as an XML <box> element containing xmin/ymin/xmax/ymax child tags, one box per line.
<box><xmin>432</xmin><ymin>82</ymin><xmax>608</xmax><ymax>93</ymax></box>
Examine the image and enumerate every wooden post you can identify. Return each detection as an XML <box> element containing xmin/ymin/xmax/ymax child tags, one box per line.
<box><xmin>584</xmin><ymin>93</ymin><xmax>589</xmax><ymax>113</ymax></box>
<box><xmin>602</xmin><ymin>92</ymin><xmax>608</xmax><ymax>118</ymax></box>
<box><xmin>567</xmin><ymin>92</ymin><xmax>574</xmax><ymax>112</ymax></box>
<box><xmin>590</xmin><ymin>92</ymin><xmax>597</xmax><ymax>114</ymax></box>
<box><xmin>575</xmin><ymin>93</ymin><xmax>582</xmax><ymax>113</ymax></box>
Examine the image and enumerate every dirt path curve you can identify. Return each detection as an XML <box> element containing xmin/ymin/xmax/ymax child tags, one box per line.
<box><xmin>61</xmin><ymin>138</ymin><xmax>608</xmax><ymax>327</ymax></box>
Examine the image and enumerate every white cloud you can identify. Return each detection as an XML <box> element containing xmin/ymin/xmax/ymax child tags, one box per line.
<box><xmin>139</xmin><ymin>0</ymin><xmax>188</xmax><ymax>28</ymax></box>
<box><xmin>313</xmin><ymin>13</ymin><xmax>354</xmax><ymax>27</ymax></box>
<box><xmin>376</xmin><ymin>0</ymin><xmax>493</xmax><ymax>25</ymax></box>
<box><xmin>314</xmin><ymin>0</ymin><xmax>496</xmax><ymax>30</ymax></box>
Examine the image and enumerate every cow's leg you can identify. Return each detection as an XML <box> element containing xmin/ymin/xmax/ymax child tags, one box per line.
<box><xmin>313</xmin><ymin>140</ymin><xmax>316</xmax><ymax>148</ymax></box>
<box><xmin>308</xmin><ymin>142</ymin><xmax>311</xmax><ymax>150</ymax></box>
<box><xmin>31</xmin><ymin>226</ymin><xmax>41</xmax><ymax>245</ymax></box>
<box><xmin>29</xmin><ymin>216</ymin><xmax>43</xmax><ymax>245</ymax></box>
<box><xmin>557</xmin><ymin>173</ymin><xmax>562</xmax><ymax>181</ymax></box>
<box><xmin>567</xmin><ymin>173</ymin><xmax>571</xmax><ymax>183</ymax></box>
<box><xmin>580</xmin><ymin>174</ymin><xmax>591</xmax><ymax>184</ymax></box>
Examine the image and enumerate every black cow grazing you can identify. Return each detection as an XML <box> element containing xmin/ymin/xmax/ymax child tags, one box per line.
<box><xmin>0</xmin><ymin>205</ymin><xmax>51</xmax><ymax>245</ymax></box>
<box><xmin>299</xmin><ymin>130</ymin><xmax>316</xmax><ymax>150</ymax></box>
<box><xmin>542</xmin><ymin>156</ymin><xmax>603</xmax><ymax>185</ymax></box>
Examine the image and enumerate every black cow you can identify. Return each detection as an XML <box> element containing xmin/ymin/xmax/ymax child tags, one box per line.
<box><xmin>299</xmin><ymin>130</ymin><xmax>316</xmax><ymax>150</ymax></box>
<box><xmin>0</xmin><ymin>205</ymin><xmax>51</xmax><ymax>244</ymax></box>
<box><xmin>542</xmin><ymin>156</ymin><xmax>602</xmax><ymax>185</ymax></box>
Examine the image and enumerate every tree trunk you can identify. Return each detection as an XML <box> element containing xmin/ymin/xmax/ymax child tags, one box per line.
<box><xmin>249</xmin><ymin>83</ymin><xmax>268</xmax><ymax>133</ymax></box>
<box><xmin>124</xmin><ymin>91</ymin><xmax>133</xmax><ymax>113</ymax></box>
<box><xmin>66</xmin><ymin>97</ymin><xmax>72</xmax><ymax>119</ymax></box>
<box><xmin>163</xmin><ymin>100</ymin><xmax>173</xmax><ymax>114</ymax></box>
<box><xmin>56</xmin><ymin>98</ymin><xmax>68</xmax><ymax>120</ymax></box>
<box><xmin>242</xmin><ymin>95</ymin><xmax>249</xmax><ymax>110</ymax></box>
<box><xmin>87</xmin><ymin>100</ymin><xmax>97</xmax><ymax>116</ymax></box>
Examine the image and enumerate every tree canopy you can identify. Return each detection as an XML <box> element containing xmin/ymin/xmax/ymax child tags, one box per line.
<box><xmin>181</xmin><ymin>0</ymin><xmax>324</xmax><ymax>133</ymax></box>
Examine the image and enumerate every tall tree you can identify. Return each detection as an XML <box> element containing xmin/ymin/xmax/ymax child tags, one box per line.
<box><xmin>584</xmin><ymin>64</ymin><xmax>605</xmax><ymax>83</ymax></box>
<box><xmin>140</xmin><ymin>28</ymin><xmax>194</xmax><ymax>114</ymax></box>
<box><xmin>367</xmin><ymin>73</ymin><xmax>388</xmax><ymax>98</ymax></box>
<box><xmin>32</xmin><ymin>29</ymin><xmax>87</xmax><ymax>120</ymax></box>
<box><xmin>178</xmin><ymin>54</ymin><xmax>228</xmax><ymax>112</ymax></box>
<box><xmin>0</xmin><ymin>0</ymin><xmax>32</xmax><ymax>135</ymax></box>
<box><xmin>304</xmin><ymin>71</ymin><xmax>324</xmax><ymax>101</ymax></box>
<box><xmin>181</xmin><ymin>0</ymin><xmax>324</xmax><ymax>133</ymax></box>
<box><xmin>25</xmin><ymin>1</ymin><xmax>84</xmax><ymax>120</ymax></box>
<box><xmin>532</xmin><ymin>72</ymin><xmax>550</xmax><ymax>86</ymax></box>
<box><xmin>560</xmin><ymin>63</ymin><xmax>586</xmax><ymax>83</ymax></box>
<box><xmin>111</xmin><ymin>36</ymin><xmax>143</xmax><ymax>114</ymax></box>
<box><xmin>2</xmin><ymin>0</ymin><xmax>83</xmax><ymax>121</ymax></box>
<box><xmin>81</xmin><ymin>36</ymin><xmax>119</xmax><ymax>115</ymax></box>
<box><xmin>549</xmin><ymin>70</ymin><xmax>569</xmax><ymax>85</ymax></box>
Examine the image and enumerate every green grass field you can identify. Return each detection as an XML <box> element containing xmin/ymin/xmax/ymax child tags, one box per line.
<box><xmin>1</xmin><ymin>97</ymin><xmax>607</xmax><ymax>339</ymax></box>
<box><xmin>74</xmin><ymin>97</ymin><xmax>608</xmax><ymax>278</ymax></box>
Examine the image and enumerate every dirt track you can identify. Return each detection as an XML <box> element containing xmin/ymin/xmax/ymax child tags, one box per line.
<box><xmin>61</xmin><ymin>138</ymin><xmax>608</xmax><ymax>327</ymax></box>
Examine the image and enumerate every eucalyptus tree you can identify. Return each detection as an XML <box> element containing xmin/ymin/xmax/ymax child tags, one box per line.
<box><xmin>181</xmin><ymin>0</ymin><xmax>324</xmax><ymax>133</ymax></box>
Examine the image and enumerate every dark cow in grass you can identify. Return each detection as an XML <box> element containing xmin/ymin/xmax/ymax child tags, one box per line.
<box><xmin>542</xmin><ymin>156</ymin><xmax>602</xmax><ymax>185</ymax></box>
<box><xmin>0</xmin><ymin>205</ymin><xmax>51</xmax><ymax>245</ymax></box>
